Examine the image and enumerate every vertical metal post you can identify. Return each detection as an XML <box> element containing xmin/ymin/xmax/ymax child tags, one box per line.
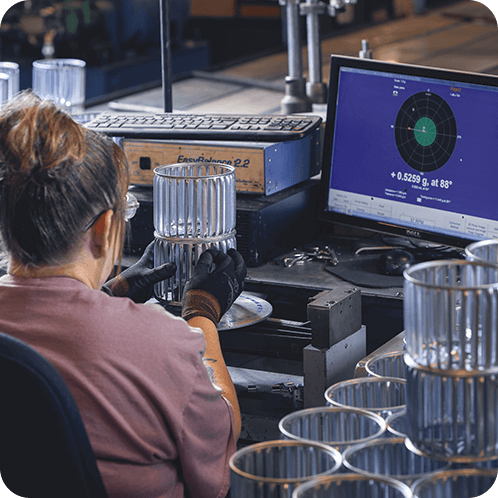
<box><xmin>286</xmin><ymin>0</ymin><xmax>303</xmax><ymax>80</ymax></box>
<box><xmin>301</xmin><ymin>0</ymin><xmax>327</xmax><ymax>104</ymax></box>
<box><xmin>159</xmin><ymin>0</ymin><xmax>173</xmax><ymax>112</ymax></box>
<box><xmin>280</xmin><ymin>0</ymin><xmax>312</xmax><ymax>114</ymax></box>
<box><xmin>359</xmin><ymin>39</ymin><xmax>372</xmax><ymax>59</ymax></box>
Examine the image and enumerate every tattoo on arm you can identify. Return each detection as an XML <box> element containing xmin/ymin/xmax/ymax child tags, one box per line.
<box><xmin>203</xmin><ymin>358</ymin><xmax>218</xmax><ymax>384</ymax></box>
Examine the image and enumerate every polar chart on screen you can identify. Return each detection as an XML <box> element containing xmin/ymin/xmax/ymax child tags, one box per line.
<box><xmin>394</xmin><ymin>91</ymin><xmax>457</xmax><ymax>173</ymax></box>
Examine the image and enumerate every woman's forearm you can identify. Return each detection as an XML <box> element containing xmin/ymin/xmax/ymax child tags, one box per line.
<box><xmin>187</xmin><ymin>316</ymin><xmax>241</xmax><ymax>440</ymax></box>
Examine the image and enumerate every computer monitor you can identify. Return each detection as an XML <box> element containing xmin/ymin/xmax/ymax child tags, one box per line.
<box><xmin>318</xmin><ymin>55</ymin><xmax>498</xmax><ymax>248</ymax></box>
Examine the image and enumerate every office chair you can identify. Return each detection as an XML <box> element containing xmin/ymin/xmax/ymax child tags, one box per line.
<box><xmin>0</xmin><ymin>332</ymin><xmax>108</xmax><ymax>498</ymax></box>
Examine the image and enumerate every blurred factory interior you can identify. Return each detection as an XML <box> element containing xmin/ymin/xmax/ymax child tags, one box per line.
<box><xmin>0</xmin><ymin>0</ymin><xmax>484</xmax><ymax>107</ymax></box>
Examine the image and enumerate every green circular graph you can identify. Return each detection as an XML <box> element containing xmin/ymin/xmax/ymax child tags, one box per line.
<box><xmin>394</xmin><ymin>91</ymin><xmax>457</xmax><ymax>172</ymax></box>
<box><xmin>413</xmin><ymin>117</ymin><xmax>437</xmax><ymax>146</ymax></box>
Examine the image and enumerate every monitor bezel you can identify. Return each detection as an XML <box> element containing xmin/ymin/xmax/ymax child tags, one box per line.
<box><xmin>318</xmin><ymin>55</ymin><xmax>498</xmax><ymax>248</ymax></box>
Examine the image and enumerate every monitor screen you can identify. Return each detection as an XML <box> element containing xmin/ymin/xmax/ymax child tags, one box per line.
<box><xmin>318</xmin><ymin>55</ymin><xmax>498</xmax><ymax>248</ymax></box>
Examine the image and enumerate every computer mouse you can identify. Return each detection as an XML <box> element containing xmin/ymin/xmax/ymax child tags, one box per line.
<box><xmin>377</xmin><ymin>249</ymin><xmax>416</xmax><ymax>276</ymax></box>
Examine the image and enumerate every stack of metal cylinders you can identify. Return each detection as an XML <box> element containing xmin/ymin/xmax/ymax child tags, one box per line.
<box><xmin>403</xmin><ymin>259</ymin><xmax>498</xmax><ymax>465</ymax></box>
<box><xmin>152</xmin><ymin>162</ymin><xmax>236</xmax><ymax>304</ymax></box>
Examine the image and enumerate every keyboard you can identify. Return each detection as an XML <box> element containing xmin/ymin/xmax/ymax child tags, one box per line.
<box><xmin>86</xmin><ymin>112</ymin><xmax>322</xmax><ymax>142</ymax></box>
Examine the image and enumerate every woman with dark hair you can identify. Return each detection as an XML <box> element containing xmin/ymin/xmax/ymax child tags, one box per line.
<box><xmin>0</xmin><ymin>91</ymin><xmax>245</xmax><ymax>498</ymax></box>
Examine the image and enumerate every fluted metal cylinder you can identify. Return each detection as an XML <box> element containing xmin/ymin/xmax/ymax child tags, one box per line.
<box><xmin>466</xmin><ymin>239</ymin><xmax>498</xmax><ymax>266</ymax></box>
<box><xmin>229</xmin><ymin>440</ymin><xmax>342</xmax><ymax>498</ymax></box>
<box><xmin>411</xmin><ymin>468</ymin><xmax>497</xmax><ymax>498</ymax></box>
<box><xmin>153</xmin><ymin>163</ymin><xmax>236</xmax><ymax>238</ymax></box>
<box><xmin>279</xmin><ymin>406</ymin><xmax>387</xmax><ymax>454</ymax></box>
<box><xmin>404</xmin><ymin>354</ymin><xmax>498</xmax><ymax>462</ymax></box>
<box><xmin>342</xmin><ymin>437</ymin><xmax>450</xmax><ymax>485</ymax></box>
<box><xmin>32</xmin><ymin>58</ymin><xmax>86</xmax><ymax>114</ymax></box>
<box><xmin>365</xmin><ymin>351</ymin><xmax>407</xmax><ymax>380</ymax></box>
<box><xmin>152</xmin><ymin>162</ymin><xmax>237</xmax><ymax>304</ymax></box>
<box><xmin>153</xmin><ymin>232</ymin><xmax>236</xmax><ymax>303</ymax></box>
<box><xmin>403</xmin><ymin>260</ymin><xmax>498</xmax><ymax>371</ymax></box>
<box><xmin>293</xmin><ymin>473</ymin><xmax>413</xmax><ymax>498</ymax></box>
<box><xmin>324</xmin><ymin>377</ymin><xmax>406</xmax><ymax>420</ymax></box>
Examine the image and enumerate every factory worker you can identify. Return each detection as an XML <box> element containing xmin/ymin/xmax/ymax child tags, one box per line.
<box><xmin>0</xmin><ymin>90</ymin><xmax>245</xmax><ymax>498</ymax></box>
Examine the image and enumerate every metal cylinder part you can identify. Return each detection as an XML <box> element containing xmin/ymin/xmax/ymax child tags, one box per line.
<box><xmin>153</xmin><ymin>231</ymin><xmax>236</xmax><ymax>304</ymax></box>
<box><xmin>229</xmin><ymin>439</ymin><xmax>342</xmax><ymax>498</ymax></box>
<box><xmin>403</xmin><ymin>260</ymin><xmax>498</xmax><ymax>371</ymax></box>
<box><xmin>152</xmin><ymin>162</ymin><xmax>237</xmax><ymax>304</ymax></box>
<box><xmin>405</xmin><ymin>354</ymin><xmax>498</xmax><ymax>462</ymax></box>
<box><xmin>343</xmin><ymin>437</ymin><xmax>450</xmax><ymax>485</ymax></box>
<box><xmin>324</xmin><ymin>376</ymin><xmax>407</xmax><ymax>420</ymax></box>
<box><xmin>279</xmin><ymin>406</ymin><xmax>387</xmax><ymax>453</ymax></box>
<box><xmin>153</xmin><ymin>163</ymin><xmax>236</xmax><ymax>238</ymax></box>
<box><xmin>293</xmin><ymin>474</ymin><xmax>413</xmax><ymax>498</ymax></box>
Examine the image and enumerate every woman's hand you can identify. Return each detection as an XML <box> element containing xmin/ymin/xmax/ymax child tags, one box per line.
<box><xmin>103</xmin><ymin>242</ymin><xmax>176</xmax><ymax>303</ymax></box>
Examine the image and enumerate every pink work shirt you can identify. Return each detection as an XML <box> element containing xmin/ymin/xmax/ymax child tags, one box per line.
<box><xmin>0</xmin><ymin>275</ymin><xmax>236</xmax><ymax>498</ymax></box>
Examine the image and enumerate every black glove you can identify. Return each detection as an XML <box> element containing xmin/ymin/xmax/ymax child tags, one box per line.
<box><xmin>103</xmin><ymin>242</ymin><xmax>177</xmax><ymax>303</ymax></box>
<box><xmin>181</xmin><ymin>247</ymin><xmax>247</xmax><ymax>324</ymax></box>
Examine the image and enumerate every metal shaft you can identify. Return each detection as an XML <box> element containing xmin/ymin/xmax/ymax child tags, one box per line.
<box><xmin>286</xmin><ymin>0</ymin><xmax>304</xmax><ymax>79</ymax></box>
<box><xmin>159</xmin><ymin>0</ymin><xmax>173</xmax><ymax>113</ymax></box>
<box><xmin>302</xmin><ymin>0</ymin><xmax>327</xmax><ymax>103</ymax></box>
<box><xmin>280</xmin><ymin>0</ymin><xmax>312</xmax><ymax>114</ymax></box>
<box><xmin>305</xmin><ymin>0</ymin><xmax>322</xmax><ymax>86</ymax></box>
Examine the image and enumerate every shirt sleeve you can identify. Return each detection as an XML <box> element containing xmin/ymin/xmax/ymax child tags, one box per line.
<box><xmin>176</xmin><ymin>356</ymin><xmax>236</xmax><ymax>498</ymax></box>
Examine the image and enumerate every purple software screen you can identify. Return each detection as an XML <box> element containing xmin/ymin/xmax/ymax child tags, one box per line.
<box><xmin>326</xmin><ymin>64</ymin><xmax>498</xmax><ymax>242</ymax></box>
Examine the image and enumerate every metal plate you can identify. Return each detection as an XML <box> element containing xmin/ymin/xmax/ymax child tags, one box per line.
<box><xmin>217</xmin><ymin>292</ymin><xmax>272</xmax><ymax>331</ymax></box>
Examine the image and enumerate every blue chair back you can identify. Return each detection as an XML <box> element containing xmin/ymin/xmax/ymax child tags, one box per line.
<box><xmin>0</xmin><ymin>332</ymin><xmax>108</xmax><ymax>498</ymax></box>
